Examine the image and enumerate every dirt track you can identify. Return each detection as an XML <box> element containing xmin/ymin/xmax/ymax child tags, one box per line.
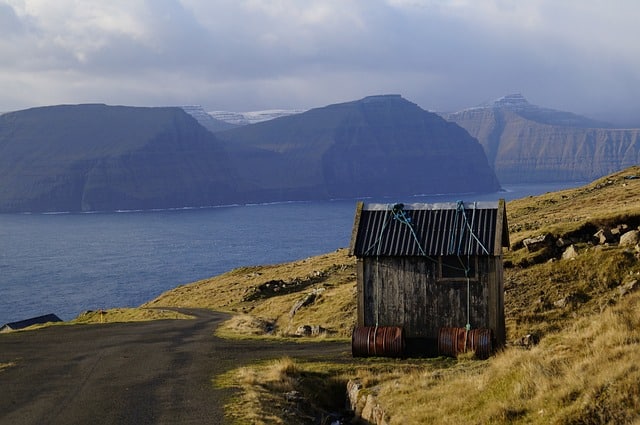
<box><xmin>0</xmin><ymin>309</ymin><xmax>349</xmax><ymax>424</ymax></box>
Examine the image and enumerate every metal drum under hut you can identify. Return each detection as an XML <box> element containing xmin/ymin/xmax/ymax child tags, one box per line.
<box><xmin>352</xmin><ymin>326</ymin><xmax>405</xmax><ymax>358</ymax></box>
<box><xmin>438</xmin><ymin>327</ymin><xmax>493</xmax><ymax>359</ymax></box>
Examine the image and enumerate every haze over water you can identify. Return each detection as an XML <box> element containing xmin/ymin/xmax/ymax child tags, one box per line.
<box><xmin>0</xmin><ymin>183</ymin><xmax>579</xmax><ymax>326</ymax></box>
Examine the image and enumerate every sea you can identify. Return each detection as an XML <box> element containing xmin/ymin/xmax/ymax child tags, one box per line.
<box><xmin>0</xmin><ymin>182</ymin><xmax>582</xmax><ymax>326</ymax></box>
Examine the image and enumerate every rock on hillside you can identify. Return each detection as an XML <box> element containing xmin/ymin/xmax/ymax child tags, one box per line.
<box><xmin>218</xmin><ymin>95</ymin><xmax>501</xmax><ymax>202</ymax></box>
<box><xmin>0</xmin><ymin>104</ymin><xmax>239</xmax><ymax>212</ymax></box>
<box><xmin>446</xmin><ymin>94</ymin><xmax>640</xmax><ymax>183</ymax></box>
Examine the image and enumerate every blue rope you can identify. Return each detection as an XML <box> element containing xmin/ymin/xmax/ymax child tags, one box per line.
<box><xmin>453</xmin><ymin>201</ymin><xmax>490</xmax><ymax>256</ymax></box>
<box><xmin>364</xmin><ymin>202</ymin><xmax>492</xmax><ymax>268</ymax></box>
<box><xmin>392</xmin><ymin>204</ymin><xmax>430</xmax><ymax>257</ymax></box>
<box><xmin>465</xmin><ymin>207</ymin><xmax>490</xmax><ymax>256</ymax></box>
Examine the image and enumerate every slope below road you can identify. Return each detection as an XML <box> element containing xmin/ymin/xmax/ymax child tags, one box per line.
<box><xmin>0</xmin><ymin>309</ymin><xmax>348</xmax><ymax>425</ymax></box>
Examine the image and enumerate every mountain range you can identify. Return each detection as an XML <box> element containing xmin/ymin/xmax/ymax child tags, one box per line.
<box><xmin>2</xmin><ymin>93</ymin><xmax>637</xmax><ymax>213</ymax></box>
<box><xmin>445</xmin><ymin>94</ymin><xmax>640</xmax><ymax>183</ymax></box>
<box><xmin>191</xmin><ymin>94</ymin><xmax>640</xmax><ymax>185</ymax></box>
<box><xmin>0</xmin><ymin>96</ymin><xmax>500</xmax><ymax>213</ymax></box>
<box><xmin>217</xmin><ymin>94</ymin><xmax>500</xmax><ymax>202</ymax></box>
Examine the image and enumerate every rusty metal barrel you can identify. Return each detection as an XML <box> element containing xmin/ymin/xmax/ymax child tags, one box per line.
<box><xmin>438</xmin><ymin>327</ymin><xmax>493</xmax><ymax>359</ymax></box>
<box><xmin>352</xmin><ymin>326</ymin><xmax>405</xmax><ymax>358</ymax></box>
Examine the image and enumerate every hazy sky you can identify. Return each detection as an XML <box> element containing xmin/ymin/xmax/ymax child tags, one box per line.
<box><xmin>1</xmin><ymin>0</ymin><xmax>639</xmax><ymax>124</ymax></box>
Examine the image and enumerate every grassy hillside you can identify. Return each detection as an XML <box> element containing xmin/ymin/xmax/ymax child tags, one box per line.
<box><xmin>145</xmin><ymin>166</ymin><xmax>640</xmax><ymax>424</ymax></box>
<box><xmin>144</xmin><ymin>249</ymin><xmax>357</xmax><ymax>338</ymax></box>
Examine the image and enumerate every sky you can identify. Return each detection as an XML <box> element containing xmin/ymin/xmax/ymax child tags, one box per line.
<box><xmin>1</xmin><ymin>0</ymin><xmax>639</xmax><ymax>125</ymax></box>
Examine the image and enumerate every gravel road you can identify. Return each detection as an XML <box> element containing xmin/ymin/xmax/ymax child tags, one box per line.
<box><xmin>0</xmin><ymin>309</ymin><xmax>349</xmax><ymax>424</ymax></box>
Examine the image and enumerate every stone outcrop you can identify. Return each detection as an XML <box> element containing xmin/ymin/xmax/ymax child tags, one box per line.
<box><xmin>618</xmin><ymin>280</ymin><xmax>639</xmax><ymax>296</ymax></box>
<box><xmin>346</xmin><ymin>380</ymin><xmax>390</xmax><ymax>425</ymax></box>
<box><xmin>561</xmin><ymin>244</ymin><xmax>579</xmax><ymax>260</ymax></box>
<box><xmin>293</xmin><ymin>325</ymin><xmax>327</xmax><ymax>337</ymax></box>
<box><xmin>513</xmin><ymin>220</ymin><xmax>640</xmax><ymax>265</ymax></box>
<box><xmin>619</xmin><ymin>230</ymin><xmax>640</xmax><ymax>247</ymax></box>
<box><xmin>289</xmin><ymin>288</ymin><xmax>325</xmax><ymax>318</ymax></box>
<box><xmin>523</xmin><ymin>234</ymin><xmax>553</xmax><ymax>252</ymax></box>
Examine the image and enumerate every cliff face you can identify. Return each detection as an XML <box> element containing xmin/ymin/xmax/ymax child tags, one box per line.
<box><xmin>0</xmin><ymin>104</ymin><xmax>239</xmax><ymax>212</ymax></box>
<box><xmin>446</xmin><ymin>94</ymin><xmax>640</xmax><ymax>183</ymax></box>
<box><xmin>218</xmin><ymin>95</ymin><xmax>501</xmax><ymax>201</ymax></box>
<box><xmin>0</xmin><ymin>97</ymin><xmax>502</xmax><ymax>213</ymax></box>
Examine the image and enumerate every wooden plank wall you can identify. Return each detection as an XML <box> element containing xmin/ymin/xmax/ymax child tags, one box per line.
<box><xmin>360</xmin><ymin>256</ymin><xmax>503</xmax><ymax>340</ymax></box>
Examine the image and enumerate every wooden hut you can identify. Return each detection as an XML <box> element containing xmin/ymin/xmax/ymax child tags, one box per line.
<box><xmin>349</xmin><ymin>200</ymin><xmax>509</xmax><ymax>357</ymax></box>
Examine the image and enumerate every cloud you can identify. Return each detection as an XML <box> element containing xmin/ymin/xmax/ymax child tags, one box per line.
<box><xmin>1</xmin><ymin>0</ymin><xmax>640</xmax><ymax>123</ymax></box>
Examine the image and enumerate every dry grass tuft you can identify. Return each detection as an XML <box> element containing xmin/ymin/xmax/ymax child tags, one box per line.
<box><xmin>263</xmin><ymin>357</ymin><xmax>300</xmax><ymax>392</ymax></box>
<box><xmin>0</xmin><ymin>362</ymin><xmax>16</xmax><ymax>373</ymax></box>
<box><xmin>14</xmin><ymin>308</ymin><xmax>192</xmax><ymax>331</ymax></box>
<box><xmin>216</xmin><ymin>314</ymin><xmax>275</xmax><ymax>337</ymax></box>
<box><xmin>69</xmin><ymin>308</ymin><xmax>192</xmax><ymax>324</ymax></box>
<box><xmin>65</xmin><ymin>308</ymin><xmax>191</xmax><ymax>324</ymax></box>
<box><xmin>217</xmin><ymin>357</ymin><xmax>350</xmax><ymax>424</ymax></box>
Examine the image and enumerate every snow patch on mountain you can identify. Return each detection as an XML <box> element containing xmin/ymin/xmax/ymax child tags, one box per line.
<box><xmin>209</xmin><ymin>109</ymin><xmax>305</xmax><ymax>125</ymax></box>
<box><xmin>180</xmin><ymin>106</ymin><xmax>238</xmax><ymax>132</ymax></box>
<box><xmin>456</xmin><ymin>93</ymin><xmax>532</xmax><ymax>112</ymax></box>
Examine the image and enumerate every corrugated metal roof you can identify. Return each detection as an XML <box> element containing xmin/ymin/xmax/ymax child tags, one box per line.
<box><xmin>350</xmin><ymin>201</ymin><xmax>507</xmax><ymax>257</ymax></box>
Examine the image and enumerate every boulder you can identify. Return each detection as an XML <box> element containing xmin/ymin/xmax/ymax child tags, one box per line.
<box><xmin>554</xmin><ymin>292</ymin><xmax>589</xmax><ymax>308</ymax></box>
<box><xmin>294</xmin><ymin>324</ymin><xmax>327</xmax><ymax>336</ymax></box>
<box><xmin>523</xmin><ymin>234</ymin><xmax>552</xmax><ymax>252</ymax></box>
<box><xmin>289</xmin><ymin>287</ymin><xmax>325</xmax><ymax>318</ymax></box>
<box><xmin>310</xmin><ymin>325</ymin><xmax>326</xmax><ymax>336</ymax></box>
<box><xmin>561</xmin><ymin>244</ymin><xmax>579</xmax><ymax>260</ymax></box>
<box><xmin>519</xmin><ymin>334</ymin><xmax>540</xmax><ymax>348</ymax></box>
<box><xmin>594</xmin><ymin>228</ymin><xmax>614</xmax><ymax>244</ymax></box>
<box><xmin>611</xmin><ymin>224</ymin><xmax>628</xmax><ymax>236</ymax></box>
<box><xmin>347</xmin><ymin>380</ymin><xmax>390</xmax><ymax>425</ymax></box>
<box><xmin>620</xmin><ymin>230</ymin><xmax>640</xmax><ymax>247</ymax></box>
<box><xmin>618</xmin><ymin>280</ymin><xmax>639</xmax><ymax>297</ymax></box>
<box><xmin>295</xmin><ymin>325</ymin><xmax>312</xmax><ymax>336</ymax></box>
